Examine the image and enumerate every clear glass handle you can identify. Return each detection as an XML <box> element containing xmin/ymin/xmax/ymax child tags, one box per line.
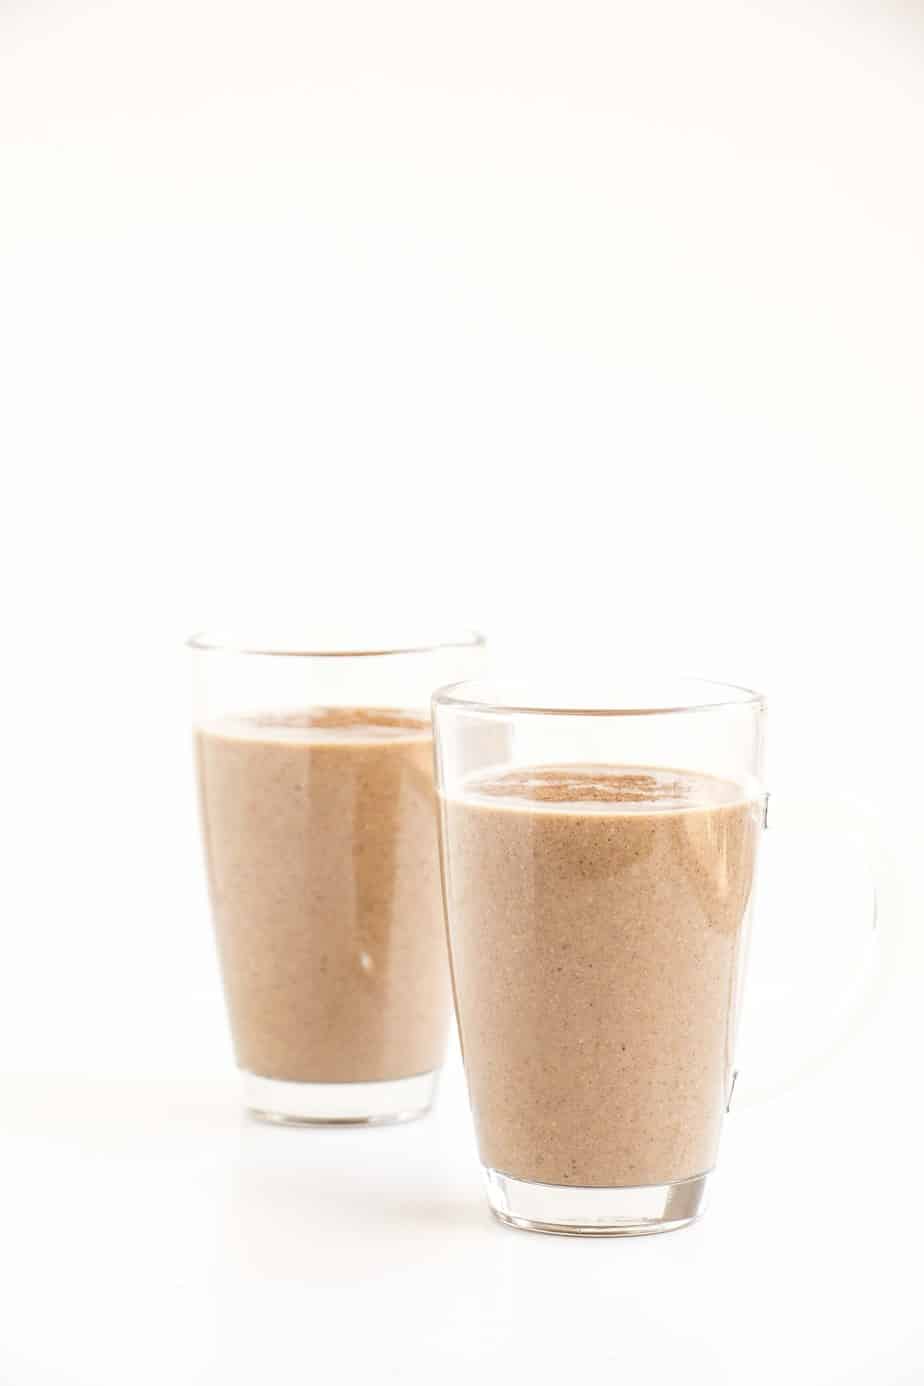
<box><xmin>733</xmin><ymin>793</ymin><xmax>887</xmax><ymax>1107</ymax></box>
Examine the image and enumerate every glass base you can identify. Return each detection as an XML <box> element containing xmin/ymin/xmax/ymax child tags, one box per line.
<box><xmin>484</xmin><ymin>1168</ymin><xmax>709</xmax><ymax>1237</ymax></box>
<box><xmin>242</xmin><ymin>1070</ymin><xmax>438</xmax><ymax>1127</ymax></box>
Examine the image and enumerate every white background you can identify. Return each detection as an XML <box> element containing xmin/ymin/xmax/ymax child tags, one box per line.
<box><xmin>1</xmin><ymin>1</ymin><xmax>922</xmax><ymax>1381</ymax></box>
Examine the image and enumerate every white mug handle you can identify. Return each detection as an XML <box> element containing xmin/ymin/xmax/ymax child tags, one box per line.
<box><xmin>732</xmin><ymin>793</ymin><xmax>893</xmax><ymax>1108</ymax></box>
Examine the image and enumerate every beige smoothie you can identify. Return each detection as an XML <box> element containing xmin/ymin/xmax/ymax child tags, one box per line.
<box><xmin>439</xmin><ymin>764</ymin><xmax>761</xmax><ymax>1188</ymax></box>
<box><xmin>196</xmin><ymin>708</ymin><xmax>449</xmax><ymax>1085</ymax></box>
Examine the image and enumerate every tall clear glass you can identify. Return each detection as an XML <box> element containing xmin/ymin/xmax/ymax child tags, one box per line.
<box><xmin>433</xmin><ymin>674</ymin><xmax>766</xmax><ymax>1234</ymax></box>
<box><xmin>191</xmin><ymin>628</ymin><xmax>484</xmax><ymax>1126</ymax></box>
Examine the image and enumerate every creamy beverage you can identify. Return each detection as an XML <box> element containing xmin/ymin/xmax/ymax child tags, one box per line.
<box><xmin>440</xmin><ymin>764</ymin><xmax>761</xmax><ymax>1188</ymax></box>
<box><xmin>196</xmin><ymin>708</ymin><xmax>449</xmax><ymax>1090</ymax></box>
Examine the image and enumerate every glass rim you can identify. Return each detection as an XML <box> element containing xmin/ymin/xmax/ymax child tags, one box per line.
<box><xmin>186</xmin><ymin>628</ymin><xmax>485</xmax><ymax>659</ymax></box>
<box><xmin>432</xmin><ymin>674</ymin><xmax>766</xmax><ymax>718</ymax></box>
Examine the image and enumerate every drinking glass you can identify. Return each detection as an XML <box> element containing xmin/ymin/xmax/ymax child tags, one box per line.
<box><xmin>191</xmin><ymin>628</ymin><xmax>484</xmax><ymax>1125</ymax></box>
<box><xmin>433</xmin><ymin>673</ymin><xmax>876</xmax><ymax>1235</ymax></box>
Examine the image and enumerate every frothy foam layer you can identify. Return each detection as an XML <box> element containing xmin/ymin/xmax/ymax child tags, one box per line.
<box><xmin>198</xmin><ymin>707</ymin><xmax>432</xmax><ymax>745</ymax></box>
<box><xmin>455</xmin><ymin>764</ymin><xmax>751</xmax><ymax>813</ymax></box>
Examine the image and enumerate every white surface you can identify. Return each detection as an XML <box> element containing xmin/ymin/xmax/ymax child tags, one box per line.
<box><xmin>1</xmin><ymin>0</ymin><xmax>923</xmax><ymax>1379</ymax></box>
<box><xmin>0</xmin><ymin>1018</ymin><xmax>921</xmax><ymax>1386</ymax></box>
